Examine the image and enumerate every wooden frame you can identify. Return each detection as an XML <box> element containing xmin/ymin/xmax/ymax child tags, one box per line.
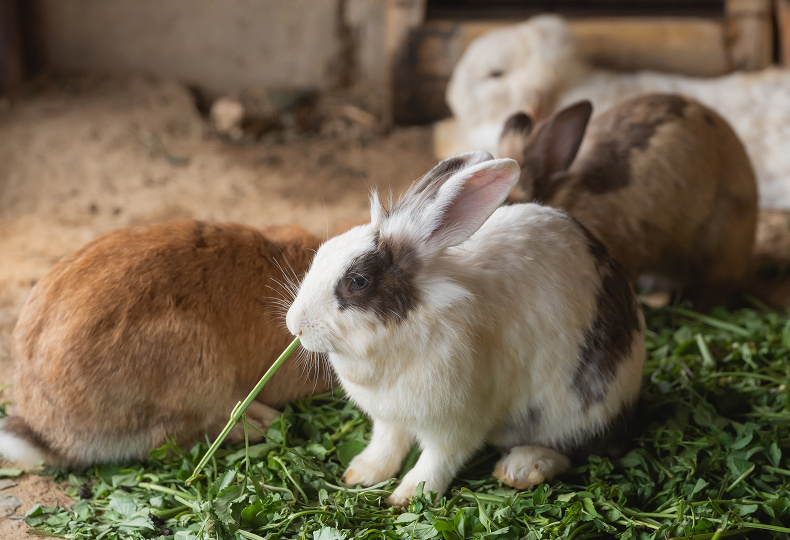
<box><xmin>389</xmin><ymin>0</ymin><xmax>777</xmax><ymax>124</ymax></box>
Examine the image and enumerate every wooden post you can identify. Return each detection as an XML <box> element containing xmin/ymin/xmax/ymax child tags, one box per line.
<box><xmin>347</xmin><ymin>0</ymin><xmax>425</xmax><ymax>126</ymax></box>
<box><xmin>0</xmin><ymin>0</ymin><xmax>25</xmax><ymax>92</ymax></box>
<box><xmin>777</xmin><ymin>0</ymin><xmax>790</xmax><ymax>67</ymax></box>
<box><xmin>726</xmin><ymin>0</ymin><xmax>773</xmax><ymax>70</ymax></box>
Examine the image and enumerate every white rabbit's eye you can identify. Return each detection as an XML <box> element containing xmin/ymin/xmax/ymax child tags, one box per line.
<box><xmin>350</xmin><ymin>275</ymin><xmax>370</xmax><ymax>291</ymax></box>
<box><xmin>489</xmin><ymin>69</ymin><xmax>505</xmax><ymax>78</ymax></box>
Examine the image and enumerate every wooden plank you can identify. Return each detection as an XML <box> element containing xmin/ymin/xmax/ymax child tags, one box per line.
<box><xmin>571</xmin><ymin>17</ymin><xmax>730</xmax><ymax>75</ymax></box>
<box><xmin>393</xmin><ymin>16</ymin><xmax>735</xmax><ymax>124</ymax></box>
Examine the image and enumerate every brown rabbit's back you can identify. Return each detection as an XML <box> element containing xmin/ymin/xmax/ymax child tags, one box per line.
<box><xmin>9</xmin><ymin>219</ymin><xmax>329</xmax><ymax>466</ymax></box>
<box><xmin>499</xmin><ymin>94</ymin><xmax>758</xmax><ymax>295</ymax></box>
<box><xmin>558</xmin><ymin>95</ymin><xmax>757</xmax><ymax>287</ymax></box>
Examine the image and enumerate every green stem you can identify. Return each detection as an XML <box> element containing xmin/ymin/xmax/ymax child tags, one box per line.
<box><xmin>138</xmin><ymin>482</ymin><xmax>197</xmax><ymax>501</ymax></box>
<box><xmin>185</xmin><ymin>337</ymin><xmax>301</xmax><ymax>485</ymax></box>
<box><xmin>742</xmin><ymin>522</ymin><xmax>790</xmax><ymax>533</ymax></box>
<box><xmin>174</xmin><ymin>495</ymin><xmax>199</xmax><ymax>511</ymax></box>
<box><xmin>708</xmin><ymin>372</ymin><xmax>788</xmax><ymax>386</ymax></box>
<box><xmin>458</xmin><ymin>490</ymin><xmax>509</xmax><ymax>505</ymax></box>
<box><xmin>238</xmin><ymin>530</ymin><xmax>267</xmax><ymax>540</ymax></box>
<box><xmin>150</xmin><ymin>504</ymin><xmax>191</xmax><ymax>520</ymax></box>
<box><xmin>670</xmin><ymin>529</ymin><xmax>745</xmax><ymax>540</ymax></box>
<box><xmin>25</xmin><ymin>530</ymin><xmax>70</xmax><ymax>538</ymax></box>
<box><xmin>668</xmin><ymin>308</ymin><xmax>751</xmax><ymax>337</ymax></box>
<box><xmin>695</xmin><ymin>333</ymin><xmax>715</xmax><ymax>367</ymax></box>
<box><xmin>272</xmin><ymin>456</ymin><xmax>308</xmax><ymax>503</ymax></box>
<box><xmin>725</xmin><ymin>464</ymin><xmax>755</xmax><ymax>493</ymax></box>
<box><xmin>330</xmin><ymin>418</ymin><xmax>360</xmax><ymax>442</ymax></box>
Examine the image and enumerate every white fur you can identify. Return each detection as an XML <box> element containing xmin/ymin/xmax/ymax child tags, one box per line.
<box><xmin>444</xmin><ymin>14</ymin><xmax>790</xmax><ymax>209</ymax></box>
<box><xmin>0</xmin><ymin>420</ymin><xmax>48</xmax><ymax>468</ymax></box>
<box><xmin>287</xmin><ymin>158</ymin><xmax>645</xmax><ymax>503</ymax></box>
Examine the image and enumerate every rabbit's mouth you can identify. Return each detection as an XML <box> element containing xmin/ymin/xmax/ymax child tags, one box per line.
<box><xmin>293</xmin><ymin>329</ymin><xmax>334</xmax><ymax>355</ymax></box>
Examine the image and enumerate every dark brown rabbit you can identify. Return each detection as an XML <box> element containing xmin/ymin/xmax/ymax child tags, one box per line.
<box><xmin>497</xmin><ymin>93</ymin><xmax>758</xmax><ymax>300</ymax></box>
<box><xmin>0</xmin><ymin>220</ymin><xmax>333</xmax><ymax>467</ymax></box>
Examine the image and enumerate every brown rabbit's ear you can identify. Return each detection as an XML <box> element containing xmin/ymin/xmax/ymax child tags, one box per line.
<box><xmin>518</xmin><ymin>100</ymin><xmax>591</xmax><ymax>203</ymax></box>
<box><xmin>537</xmin><ymin>100</ymin><xmax>592</xmax><ymax>176</ymax></box>
<box><xmin>498</xmin><ymin>112</ymin><xmax>534</xmax><ymax>160</ymax></box>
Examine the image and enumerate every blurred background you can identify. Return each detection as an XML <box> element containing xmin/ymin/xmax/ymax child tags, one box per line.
<box><xmin>1</xmin><ymin>0</ymin><xmax>789</xmax><ymax>353</ymax></box>
<box><xmin>1</xmin><ymin>2</ymin><xmax>790</xmax><ymax>342</ymax></box>
<box><xmin>2</xmin><ymin>0</ymin><xmax>786</xmax><ymax>123</ymax></box>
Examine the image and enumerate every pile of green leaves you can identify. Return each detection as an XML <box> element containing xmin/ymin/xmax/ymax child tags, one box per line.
<box><xmin>18</xmin><ymin>305</ymin><xmax>790</xmax><ymax>539</ymax></box>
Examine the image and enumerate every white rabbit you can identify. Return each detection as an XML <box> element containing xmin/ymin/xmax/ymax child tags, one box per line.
<box><xmin>442</xmin><ymin>14</ymin><xmax>790</xmax><ymax>209</ymax></box>
<box><xmin>286</xmin><ymin>151</ymin><xmax>645</xmax><ymax>505</ymax></box>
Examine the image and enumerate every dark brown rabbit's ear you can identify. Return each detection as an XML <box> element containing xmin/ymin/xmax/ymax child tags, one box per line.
<box><xmin>538</xmin><ymin>100</ymin><xmax>591</xmax><ymax>175</ymax></box>
<box><xmin>500</xmin><ymin>112</ymin><xmax>534</xmax><ymax>141</ymax></box>
<box><xmin>498</xmin><ymin>112</ymin><xmax>534</xmax><ymax>161</ymax></box>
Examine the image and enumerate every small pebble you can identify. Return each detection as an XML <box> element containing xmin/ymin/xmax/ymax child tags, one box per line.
<box><xmin>78</xmin><ymin>484</ymin><xmax>92</xmax><ymax>499</ymax></box>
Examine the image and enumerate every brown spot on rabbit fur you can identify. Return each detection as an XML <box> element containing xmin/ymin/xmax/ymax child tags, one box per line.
<box><xmin>556</xmin><ymin>403</ymin><xmax>638</xmax><ymax>459</ymax></box>
<box><xmin>335</xmin><ymin>234</ymin><xmax>420</xmax><ymax>324</ymax></box>
<box><xmin>498</xmin><ymin>93</ymin><xmax>758</xmax><ymax>296</ymax></box>
<box><xmin>572</xmin><ymin>225</ymin><xmax>642</xmax><ymax>411</ymax></box>
<box><xmin>576</xmin><ymin>94</ymin><xmax>686</xmax><ymax>195</ymax></box>
<box><xmin>8</xmin><ymin>220</ymin><xmax>333</xmax><ymax>467</ymax></box>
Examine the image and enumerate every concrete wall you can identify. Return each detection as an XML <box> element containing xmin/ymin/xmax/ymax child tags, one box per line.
<box><xmin>37</xmin><ymin>0</ymin><xmax>344</xmax><ymax>93</ymax></box>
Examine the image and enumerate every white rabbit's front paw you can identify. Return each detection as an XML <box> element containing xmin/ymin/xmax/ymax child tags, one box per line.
<box><xmin>386</xmin><ymin>465</ymin><xmax>449</xmax><ymax>506</ymax></box>
<box><xmin>344</xmin><ymin>452</ymin><xmax>400</xmax><ymax>487</ymax></box>
<box><xmin>493</xmin><ymin>445</ymin><xmax>571</xmax><ymax>490</ymax></box>
<box><xmin>386</xmin><ymin>481</ymin><xmax>417</xmax><ymax>507</ymax></box>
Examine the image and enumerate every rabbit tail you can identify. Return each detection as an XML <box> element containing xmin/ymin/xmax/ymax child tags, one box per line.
<box><xmin>0</xmin><ymin>416</ymin><xmax>51</xmax><ymax>468</ymax></box>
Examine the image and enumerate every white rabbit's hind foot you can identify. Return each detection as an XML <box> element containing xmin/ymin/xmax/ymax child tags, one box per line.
<box><xmin>493</xmin><ymin>445</ymin><xmax>571</xmax><ymax>490</ymax></box>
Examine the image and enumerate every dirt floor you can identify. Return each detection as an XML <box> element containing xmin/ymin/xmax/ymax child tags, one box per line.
<box><xmin>0</xmin><ymin>75</ymin><xmax>438</xmax><ymax>538</ymax></box>
<box><xmin>1</xmin><ymin>75</ymin><xmax>789</xmax><ymax>538</ymax></box>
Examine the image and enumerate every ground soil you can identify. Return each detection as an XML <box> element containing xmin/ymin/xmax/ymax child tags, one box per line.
<box><xmin>0</xmin><ymin>75</ymin><xmax>788</xmax><ymax>538</ymax></box>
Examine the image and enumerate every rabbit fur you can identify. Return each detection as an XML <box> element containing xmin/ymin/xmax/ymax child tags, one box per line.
<box><xmin>443</xmin><ymin>14</ymin><xmax>790</xmax><ymax>209</ymax></box>
<box><xmin>286</xmin><ymin>151</ymin><xmax>645</xmax><ymax>505</ymax></box>
<box><xmin>497</xmin><ymin>93</ymin><xmax>758</xmax><ymax>297</ymax></box>
<box><xmin>0</xmin><ymin>219</ymin><xmax>333</xmax><ymax>468</ymax></box>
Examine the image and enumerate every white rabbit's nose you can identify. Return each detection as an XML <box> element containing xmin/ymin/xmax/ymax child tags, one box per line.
<box><xmin>285</xmin><ymin>307</ymin><xmax>301</xmax><ymax>337</ymax></box>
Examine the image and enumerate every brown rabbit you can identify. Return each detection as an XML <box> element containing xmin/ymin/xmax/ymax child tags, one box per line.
<box><xmin>0</xmin><ymin>219</ymin><xmax>333</xmax><ymax>468</ymax></box>
<box><xmin>497</xmin><ymin>93</ymin><xmax>758</xmax><ymax>300</ymax></box>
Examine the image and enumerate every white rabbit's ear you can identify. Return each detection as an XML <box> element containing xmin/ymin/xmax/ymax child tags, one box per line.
<box><xmin>406</xmin><ymin>150</ymin><xmax>495</xmax><ymax>199</ymax></box>
<box><xmin>383</xmin><ymin>155</ymin><xmax>520</xmax><ymax>259</ymax></box>
<box><xmin>429</xmin><ymin>158</ymin><xmax>520</xmax><ymax>250</ymax></box>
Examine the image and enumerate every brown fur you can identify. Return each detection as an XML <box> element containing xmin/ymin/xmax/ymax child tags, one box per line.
<box><xmin>498</xmin><ymin>93</ymin><xmax>758</xmax><ymax>297</ymax></box>
<box><xmin>9</xmin><ymin>219</ymin><xmax>333</xmax><ymax>467</ymax></box>
<box><xmin>334</xmin><ymin>235</ymin><xmax>420</xmax><ymax>325</ymax></box>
